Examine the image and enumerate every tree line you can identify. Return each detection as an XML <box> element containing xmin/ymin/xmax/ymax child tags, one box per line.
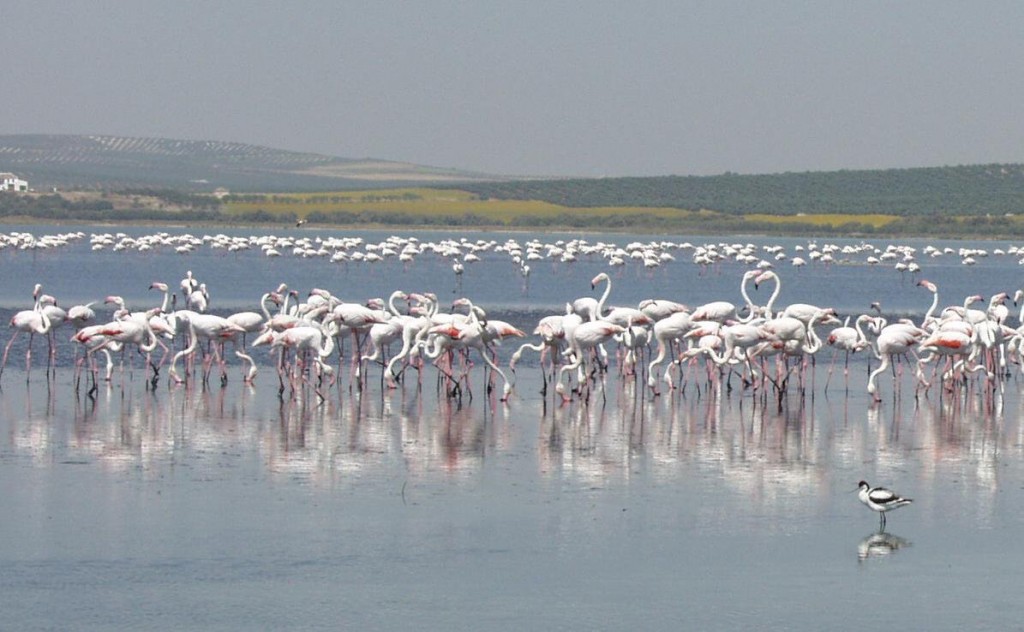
<box><xmin>451</xmin><ymin>164</ymin><xmax>1024</xmax><ymax>217</ymax></box>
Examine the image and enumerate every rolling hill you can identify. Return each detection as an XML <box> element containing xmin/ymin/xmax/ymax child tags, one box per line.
<box><xmin>0</xmin><ymin>134</ymin><xmax>505</xmax><ymax>192</ymax></box>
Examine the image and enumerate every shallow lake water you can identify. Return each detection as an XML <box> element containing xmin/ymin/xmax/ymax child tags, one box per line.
<box><xmin>1</xmin><ymin>225</ymin><xmax>1024</xmax><ymax>630</ymax></box>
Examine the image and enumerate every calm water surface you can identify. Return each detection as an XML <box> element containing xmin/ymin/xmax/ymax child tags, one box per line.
<box><xmin>1</xmin><ymin>224</ymin><xmax>1023</xmax><ymax>630</ymax></box>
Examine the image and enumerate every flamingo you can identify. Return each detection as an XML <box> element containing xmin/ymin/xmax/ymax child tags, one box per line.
<box><xmin>690</xmin><ymin>270</ymin><xmax>763</xmax><ymax>323</ymax></box>
<box><xmin>867</xmin><ymin>324</ymin><xmax>925</xmax><ymax>402</ymax></box>
<box><xmin>824</xmin><ymin>314</ymin><xmax>873</xmax><ymax>390</ymax></box>
<box><xmin>915</xmin><ymin>326</ymin><xmax>987</xmax><ymax>390</ymax></box>
<box><xmin>690</xmin><ymin>320</ymin><xmax>773</xmax><ymax>387</ymax></box>
<box><xmin>252</xmin><ymin>323</ymin><xmax>336</xmax><ymax>396</ymax></box>
<box><xmin>555</xmin><ymin>320</ymin><xmax>625</xmax><ymax>402</ymax></box>
<box><xmin>638</xmin><ymin>298</ymin><xmax>688</xmax><ymax>322</ymax></box>
<box><xmin>988</xmin><ymin>292</ymin><xmax>1011</xmax><ymax>325</ymax></box>
<box><xmin>70</xmin><ymin>324</ymin><xmax>120</xmax><ymax>386</ymax></box>
<box><xmin>322</xmin><ymin>292</ymin><xmax>390</xmax><ymax>378</ymax></box>
<box><xmin>509</xmin><ymin>305</ymin><xmax>579</xmax><ymax>393</ymax></box>
<box><xmin>180</xmin><ymin>270</ymin><xmax>199</xmax><ymax>300</ymax></box>
<box><xmin>361</xmin><ymin>291</ymin><xmax>412</xmax><ymax>377</ymax></box>
<box><xmin>187</xmin><ymin>282</ymin><xmax>210</xmax><ymax>313</ymax></box>
<box><xmin>423</xmin><ymin>297</ymin><xmax>517</xmax><ymax>400</ymax></box>
<box><xmin>36</xmin><ymin>294</ymin><xmax>67</xmax><ymax>372</ymax></box>
<box><xmin>646</xmin><ymin>310</ymin><xmax>693</xmax><ymax>395</ymax></box>
<box><xmin>65</xmin><ymin>300</ymin><xmax>98</xmax><ymax>372</ymax></box>
<box><xmin>572</xmin><ymin>272</ymin><xmax>613</xmax><ymax>321</ymax></box>
<box><xmin>617</xmin><ymin>315</ymin><xmax>653</xmax><ymax>376</ymax></box>
<box><xmin>73</xmin><ymin>307</ymin><xmax>162</xmax><ymax>382</ymax></box>
<box><xmin>0</xmin><ymin>284</ymin><xmax>53</xmax><ymax>382</ymax></box>
<box><xmin>65</xmin><ymin>301</ymin><xmax>97</xmax><ymax>331</ymax></box>
<box><xmin>168</xmin><ymin>312</ymin><xmax>246</xmax><ymax>384</ymax></box>
<box><xmin>916</xmin><ymin>279</ymin><xmax>941</xmax><ymax>329</ymax></box>
<box><xmin>385</xmin><ymin>294</ymin><xmax>441</xmax><ymax>387</ymax></box>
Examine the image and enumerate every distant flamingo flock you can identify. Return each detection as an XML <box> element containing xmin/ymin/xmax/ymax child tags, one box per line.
<box><xmin>3</xmin><ymin>229</ymin><xmax>1022</xmax><ymax>273</ymax></box>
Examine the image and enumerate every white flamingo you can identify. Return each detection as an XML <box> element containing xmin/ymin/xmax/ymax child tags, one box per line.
<box><xmin>1</xmin><ymin>284</ymin><xmax>53</xmax><ymax>382</ymax></box>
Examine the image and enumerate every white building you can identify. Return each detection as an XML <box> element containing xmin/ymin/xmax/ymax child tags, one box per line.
<box><xmin>0</xmin><ymin>172</ymin><xmax>28</xmax><ymax>192</ymax></box>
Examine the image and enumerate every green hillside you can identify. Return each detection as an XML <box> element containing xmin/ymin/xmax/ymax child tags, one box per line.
<box><xmin>0</xmin><ymin>134</ymin><xmax>502</xmax><ymax>192</ymax></box>
<box><xmin>453</xmin><ymin>164</ymin><xmax>1024</xmax><ymax>217</ymax></box>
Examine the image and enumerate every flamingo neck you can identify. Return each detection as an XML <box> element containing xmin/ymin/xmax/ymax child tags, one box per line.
<box><xmin>739</xmin><ymin>274</ymin><xmax>757</xmax><ymax>321</ymax></box>
<box><xmin>37</xmin><ymin>308</ymin><xmax>52</xmax><ymax>334</ymax></box>
<box><xmin>923</xmin><ymin>288</ymin><xmax>938</xmax><ymax>325</ymax></box>
<box><xmin>763</xmin><ymin>274</ymin><xmax>781</xmax><ymax>318</ymax></box>
<box><xmin>805</xmin><ymin>316</ymin><xmax>823</xmax><ymax>354</ymax></box>
<box><xmin>595</xmin><ymin>276</ymin><xmax>611</xmax><ymax>321</ymax></box>
<box><xmin>319</xmin><ymin>327</ymin><xmax>335</xmax><ymax>358</ymax></box>
<box><xmin>140</xmin><ymin>320</ymin><xmax>158</xmax><ymax>353</ymax></box>
<box><xmin>854</xmin><ymin>314</ymin><xmax>872</xmax><ymax>345</ymax></box>
<box><xmin>260</xmin><ymin>293</ymin><xmax>274</xmax><ymax>320</ymax></box>
<box><xmin>388</xmin><ymin>291</ymin><xmax>405</xmax><ymax>317</ymax></box>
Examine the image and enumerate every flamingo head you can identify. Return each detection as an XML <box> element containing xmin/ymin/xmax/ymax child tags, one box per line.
<box><xmin>429</xmin><ymin>324</ymin><xmax>463</xmax><ymax>339</ymax></box>
<box><xmin>149</xmin><ymin>282</ymin><xmax>168</xmax><ymax>292</ymax></box>
<box><xmin>251</xmin><ymin>330</ymin><xmax>276</xmax><ymax>347</ymax></box>
<box><xmin>753</xmin><ymin>271</ymin><xmax>775</xmax><ymax>288</ymax></box>
<box><xmin>917</xmin><ymin>279</ymin><xmax>937</xmax><ymax>292</ymax></box>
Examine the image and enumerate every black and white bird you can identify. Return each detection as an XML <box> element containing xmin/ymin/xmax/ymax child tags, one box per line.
<box><xmin>857</xmin><ymin>481</ymin><xmax>912</xmax><ymax>529</ymax></box>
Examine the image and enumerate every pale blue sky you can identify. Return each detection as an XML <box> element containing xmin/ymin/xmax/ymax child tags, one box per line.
<box><xmin>3</xmin><ymin>1</ymin><xmax>1023</xmax><ymax>177</ymax></box>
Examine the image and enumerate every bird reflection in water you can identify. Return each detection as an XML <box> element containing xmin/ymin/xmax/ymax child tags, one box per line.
<box><xmin>0</xmin><ymin>350</ymin><xmax>1016</xmax><ymax>526</ymax></box>
<box><xmin>858</xmin><ymin>531</ymin><xmax>911</xmax><ymax>563</ymax></box>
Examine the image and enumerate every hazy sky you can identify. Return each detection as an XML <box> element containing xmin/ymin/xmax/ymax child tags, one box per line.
<box><xmin>3</xmin><ymin>1</ymin><xmax>1023</xmax><ymax>177</ymax></box>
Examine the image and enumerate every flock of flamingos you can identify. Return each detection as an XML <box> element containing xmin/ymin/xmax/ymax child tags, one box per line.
<box><xmin>3</xmin><ymin>228</ymin><xmax>1023</xmax><ymax>404</ymax></box>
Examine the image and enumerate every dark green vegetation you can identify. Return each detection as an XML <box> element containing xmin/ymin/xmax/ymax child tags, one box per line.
<box><xmin>456</xmin><ymin>164</ymin><xmax>1024</xmax><ymax>217</ymax></box>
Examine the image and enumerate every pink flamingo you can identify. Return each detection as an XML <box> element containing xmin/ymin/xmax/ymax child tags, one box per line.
<box><xmin>168</xmin><ymin>312</ymin><xmax>246</xmax><ymax>384</ymax></box>
<box><xmin>73</xmin><ymin>307</ymin><xmax>162</xmax><ymax>383</ymax></box>
<box><xmin>824</xmin><ymin>315</ymin><xmax>873</xmax><ymax>390</ymax></box>
<box><xmin>867</xmin><ymin>324</ymin><xmax>925</xmax><ymax>402</ymax></box>
<box><xmin>555</xmin><ymin>320</ymin><xmax>625</xmax><ymax>402</ymax></box>
<box><xmin>646</xmin><ymin>310</ymin><xmax>693</xmax><ymax>395</ymax></box>
<box><xmin>1</xmin><ymin>284</ymin><xmax>53</xmax><ymax>383</ymax></box>
<box><xmin>253</xmin><ymin>324</ymin><xmax>335</xmax><ymax>396</ymax></box>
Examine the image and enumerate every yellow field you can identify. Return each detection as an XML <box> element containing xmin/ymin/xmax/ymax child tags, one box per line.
<box><xmin>224</xmin><ymin>187</ymin><xmax>699</xmax><ymax>223</ymax></box>
<box><xmin>745</xmin><ymin>213</ymin><xmax>900</xmax><ymax>228</ymax></box>
<box><xmin>224</xmin><ymin>188</ymin><xmax>902</xmax><ymax>229</ymax></box>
